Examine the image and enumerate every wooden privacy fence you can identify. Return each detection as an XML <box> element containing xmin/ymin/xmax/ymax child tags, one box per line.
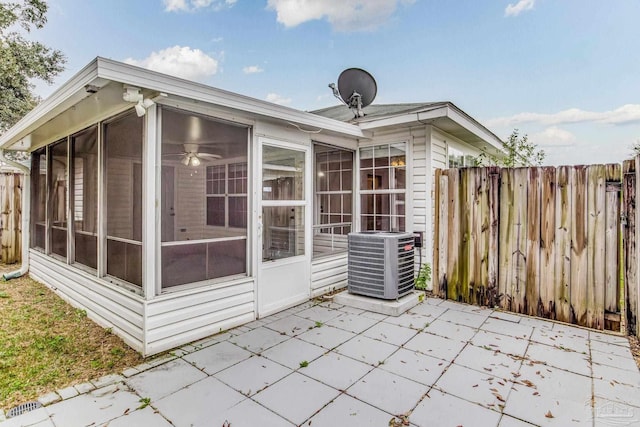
<box><xmin>0</xmin><ymin>172</ymin><xmax>23</xmax><ymax>264</ymax></box>
<box><xmin>433</xmin><ymin>163</ymin><xmax>636</xmax><ymax>334</ymax></box>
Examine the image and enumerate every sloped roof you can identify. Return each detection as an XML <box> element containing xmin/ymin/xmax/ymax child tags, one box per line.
<box><xmin>312</xmin><ymin>102</ymin><xmax>504</xmax><ymax>153</ymax></box>
<box><xmin>311</xmin><ymin>102</ymin><xmax>445</xmax><ymax>122</ymax></box>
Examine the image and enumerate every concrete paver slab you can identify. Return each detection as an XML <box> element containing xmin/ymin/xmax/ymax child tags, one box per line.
<box><xmin>590</xmin><ymin>338</ymin><xmax>632</xmax><ymax>358</ymax></box>
<box><xmin>153</xmin><ymin>377</ymin><xmax>245</xmax><ymax>427</ymax></box>
<box><xmin>308</xmin><ymin>394</ymin><xmax>392</xmax><ymax>427</ymax></box>
<box><xmin>362</xmin><ymin>321</ymin><xmax>419</xmax><ymax>346</ymax></box>
<box><xmin>592</xmin><ymin>350</ymin><xmax>640</xmax><ymax>373</ymax></box>
<box><xmin>434</xmin><ymin>363</ymin><xmax>513</xmax><ymax>410</ymax></box>
<box><xmin>530</xmin><ymin>327</ymin><xmax>589</xmax><ymax>354</ymax></box>
<box><xmin>590</xmin><ymin>331</ymin><xmax>630</xmax><ymax>347</ymax></box>
<box><xmin>334</xmin><ymin>335</ymin><xmax>398</xmax><ymax>366</ymax></box>
<box><xmin>0</xmin><ymin>408</ymin><xmax>49</xmax><ymax>427</ymax></box>
<box><xmin>408</xmin><ymin>301</ymin><xmax>448</xmax><ymax>318</ymax></box>
<box><xmin>216</xmin><ymin>356</ymin><xmax>292</xmax><ymax>396</ymax></box>
<box><xmin>438</xmin><ymin>308</ymin><xmax>489</xmax><ymax>328</ymax></box>
<box><xmin>423</xmin><ymin>318</ymin><xmax>477</xmax><ymax>342</ymax></box>
<box><xmin>380</xmin><ymin>348</ymin><xmax>448</xmax><ymax>386</ymax></box>
<box><xmin>229</xmin><ymin>327</ymin><xmax>290</xmax><ymax>353</ymax></box>
<box><xmin>216</xmin><ymin>398</ymin><xmax>294</xmax><ymax>427</ymax></box>
<box><xmin>525</xmin><ymin>342</ymin><xmax>591</xmax><ymax>377</ymax></box>
<box><xmin>482</xmin><ymin>318</ymin><xmax>533</xmax><ymax>339</ymax></box>
<box><xmin>404</xmin><ymin>331</ymin><xmax>467</xmax><ymax>362</ymax></box>
<box><xmin>347</xmin><ymin>368</ymin><xmax>429</xmax><ymax>415</ymax></box>
<box><xmin>593</xmin><ymin>378</ymin><xmax>640</xmax><ymax>408</ymax></box>
<box><xmin>455</xmin><ymin>344</ymin><xmax>523</xmax><ymax>380</ymax></box>
<box><xmin>471</xmin><ymin>330</ymin><xmax>529</xmax><ymax>357</ymax></box>
<box><xmin>592</xmin><ymin>362</ymin><xmax>640</xmax><ymax>386</ymax></box>
<box><xmin>106</xmin><ymin>406</ymin><xmax>174</xmax><ymax>427</ymax></box>
<box><xmin>262</xmin><ymin>338</ymin><xmax>326</xmax><ymax>369</ymax></box>
<box><xmin>183</xmin><ymin>340</ymin><xmax>252</xmax><ymax>375</ymax></box>
<box><xmin>125</xmin><ymin>358</ymin><xmax>207</xmax><ymax>401</ymax></box>
<box><xmin>382</xmin><ymin>310</ymin><xmax>431</xmax><ymax>330</ymax></box>
<box><xmin>593</xmin><ymin>397</ymin><xmax>640</xmax><ymax>426</ymax></box>
<box><xmin>504</xmin><ymin>363</ymin><xmax>592</xmax><ymax>426</ymax></box>
<box><xmin>47</xmin><ymin>384</ymin><xmax>140</xmax><ymax>427</ymax></box>
<box><xmin>297</xmin><ymin>324</ymin><xmax>356</xmax><ymax>349</ymax></box>
<box><xmin>253</xmin><ymin>373</ymin><xmax>339</xmax><ymax>425</ymax></box>
<box><xmin>325</xmin><ymin>313</ymin><xmax>379</xmax><ymax>333</ymax></box>
<box><xmin>294</xmin><ymin>306</ymin><xmax>343</xmax><ymax>323</ymax></box>
<box><xmin>300</xmin><ymin>351</ymin><xmax>372</xmax><ymax>390</ymax></box>
<box><xmin>264</xmin><ymin>315</ymin><xmax>317</xmax><ymax>337</ymax></box>
<box><xmin>411</xmin><ymin>388</ymin><xmax>501</xmax><ymax>427</ymax></box>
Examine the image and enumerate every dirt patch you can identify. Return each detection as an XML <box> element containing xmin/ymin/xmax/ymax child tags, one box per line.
<box><xmin>0</xmin><ymin>264</ymin><xmax>145</xmax><ymax>411</ymax></box>
<box><xmin>629</xmin><ymin>335</ymin><xmax>640</xmax><ymax>370</ymax></box>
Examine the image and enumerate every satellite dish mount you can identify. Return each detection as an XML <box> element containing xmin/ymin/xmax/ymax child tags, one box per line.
<box><xmin>328</xmin><ymin>68</ymin><xmax>377</xmax><ymax>119</ymax></box>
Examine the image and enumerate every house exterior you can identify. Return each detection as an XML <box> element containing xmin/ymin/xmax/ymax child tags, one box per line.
<box><xmin>0</xmin><ymin>58</ymin><xmax>503</xmax><ymax>356</ymax></box>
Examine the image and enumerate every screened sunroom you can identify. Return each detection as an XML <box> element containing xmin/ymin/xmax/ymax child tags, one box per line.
<box><xmin>0</xmin><ymin>58</ymin><xmax>503</xmax><ymax>355</ymax></box>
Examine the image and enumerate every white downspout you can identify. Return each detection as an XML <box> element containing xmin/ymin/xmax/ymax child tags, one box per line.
<box><xmin>0</xmin><ymin>149</ymin><xmax>30</xmax><ymax>280</ymax></box>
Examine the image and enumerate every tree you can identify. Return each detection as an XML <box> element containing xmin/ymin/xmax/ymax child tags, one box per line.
<box><xmin>474</xmin><ymin>129</ymin><xmax>545</xmax><ymax>167</ymax></box>
<box><xmin>0</xmin><ymin>0</ymin><xmax>65</xmax><ymax>133</ymax></box>
<box><xmin>630</xmin><ymin>140</ymin><xmax>640</xmax><ymax>158</ymax></box>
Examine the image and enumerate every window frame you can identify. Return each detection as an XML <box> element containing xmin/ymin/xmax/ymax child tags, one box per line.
<box><xmin>358</xmin><ymin>142</ymin><xmax>407</xmax><ymax>232</ymax></box>
<box><xmin>312</xmin><ymin>144</ymin><xmax>354</xmax><ymax>258</ymax></box>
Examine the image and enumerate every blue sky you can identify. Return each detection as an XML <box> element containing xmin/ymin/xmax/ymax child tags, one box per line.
<box><xmin>31</xmin><ymin>0</ymin><xmax>640</xmax><ymax>165</ymax></box>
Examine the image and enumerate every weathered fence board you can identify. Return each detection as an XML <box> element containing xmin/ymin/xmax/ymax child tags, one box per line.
<box><xmin>623</xmin><ymin>159</ymin><xmax>637</xmax><ymax>336</ymax></box>
<box><xmin>539</xmin><ymin>167</ymin><xmax>556</xmax><ymax>318</ymax></box>
<box><xmin>434</xmin><ymin>163</ymin><xmax>625</xmax><ymax>332</ymax></box>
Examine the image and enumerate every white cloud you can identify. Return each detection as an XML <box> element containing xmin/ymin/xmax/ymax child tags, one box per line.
<box><xmin>124</xmin><ymin>46</ymin><xmax>219</xmax><ymax>81</ymax></box>
<box><xmin>164</xmin><ymin>0</ymin><xmax>236</xmax><ymax>12</ymax></box>
<box><xmin>266</xmin><ymin>93</ymin><xmax>292</xmax><ymax>105</ymax></box>
<box><xmin>487</xmin><ymin>104</ymin><xmax>640</xmax><ymax>128</ymax></box>
<box><xmin>532</xmin><ymin>126</ymin><xmax>577</xmax><ymax>147</ymax></box>
<box><xmin>505</xmin><ymin>0</ymin><xmax>535</xmax><ymax>17</ymax></box>
<box><xmin>267</xmin><ymin>0</ymin><xmax>415</xmax><ymax>32</ymax></box>
<box><xmin>243</xmin><ymin>65</ymin><xmax>264</xmax><ymax>74</ymax></box>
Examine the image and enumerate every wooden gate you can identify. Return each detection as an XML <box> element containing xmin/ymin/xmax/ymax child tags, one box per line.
<box><xmin>433</xmin><ymin>164</ymin><xmax>628</xmax><ymax>333</ymax></box>
<box><xmin>0</xmin><ymin>172</ymin><xmax>23</xmax><ymax>264</ymax></box>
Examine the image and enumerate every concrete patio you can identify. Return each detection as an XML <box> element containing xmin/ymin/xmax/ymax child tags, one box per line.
<box><xmin>2</xmin><ymin>297</ymin><xmax>639</xmax><ymax>427</ymax></box>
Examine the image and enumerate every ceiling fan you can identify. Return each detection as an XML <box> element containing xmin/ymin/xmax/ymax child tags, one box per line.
<box><xmin>163</xmin><ymin>143</ymin><xmax>221</xmax><ymax>166</ymax></box>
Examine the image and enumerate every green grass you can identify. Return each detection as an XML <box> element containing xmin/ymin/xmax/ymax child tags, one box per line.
<box><xmin>0</xmin><ymin>266</ymin><xmax>144</xmax><ymax>410</ymax></box>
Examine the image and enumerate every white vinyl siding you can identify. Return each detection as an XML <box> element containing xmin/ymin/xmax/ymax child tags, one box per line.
<box><xmin>144</xmin><ymin>278</ymin><xmax>255</xmax><ymax>355</ymax></box>
<box><xmin>29</xmin><ymin>250</ymin><xmax>145</xmax><ymax>352</ymax></box>
<box><xmin>310</xmin><ymin>253</ymin><xmax>348</xmax><ymax>297</ymax></box>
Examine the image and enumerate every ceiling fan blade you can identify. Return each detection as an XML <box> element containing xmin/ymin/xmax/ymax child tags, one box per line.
<box><xmin>197</xmin><ymin>153</ymin><xmax>222</xmax><ymax>159</ymax></box>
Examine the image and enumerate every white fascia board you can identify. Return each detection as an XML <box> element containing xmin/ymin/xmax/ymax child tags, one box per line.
<box><xmin>444</xmin><ymin>105</ymin><xmax>504</xmax><ymax>153</ymax></box>
<box><xmin>357</xmin><ymin>105</ymin><xmax>450</xmax><ymax>130</ymax></box>
<box><xmin>95</xmin><ymin>58</ymin><xmax>364</xmax><ymax>138</ymax></box>
<box><xmin>0</xmin><ymin>59</ymin><xmax>103</xmax><ymax>149</ymax></box>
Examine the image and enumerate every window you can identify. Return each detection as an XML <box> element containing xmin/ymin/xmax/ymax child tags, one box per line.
<box><xmin>160</xmin><ymin>107</ymin><xmax>249</xmax><ymax>288</ymax></box>
<box><xmin>359</xmin><ymin>143</ymin><xmax>406</xmax><ymax>232</ymax></box>
<box><xmin>71</xmin><ymin>126</ymin><xmax>98</xmax><ymax>270</ymax></box>
<box><xmin>49</xmin><ymin>139</ymin><xmax>68</xmax><ymax>259</ymax></box>
<box><xmin>262</xmin><ymin>145</ymin><xmax>305</xmax><ymax>261</ymax></box>
<box><xmin>448</xmin><ymin>146</ymin><xmax>477</xmax><ymax>168</ymax></box>
<box><xmin>206</xmin><ymin>162</ymin><xmax>247</xmax><ymax>228</ymax></box>
<box><xmin>313</xmin><ymin>145</ymin><xmax>353</xmax><ymax>257</ymax></box>
<box><xmin>104</xmin><ymin>111</ymin><xmax>143</xmax><ymax>287</ymax></box>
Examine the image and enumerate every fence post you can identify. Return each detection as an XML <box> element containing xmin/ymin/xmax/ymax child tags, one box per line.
<box><xmin>623</xmin><ymin>159</ymin><xmax>637</xmax><ymax>336</ymax></box>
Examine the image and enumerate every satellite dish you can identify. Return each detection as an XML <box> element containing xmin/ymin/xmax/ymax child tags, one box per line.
<box><xmin>329</xmin><ymin>68</ymin><xmax>377</xmax><ymax>118</ymax></box>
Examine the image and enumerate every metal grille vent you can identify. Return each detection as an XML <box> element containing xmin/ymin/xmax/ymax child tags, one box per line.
<box><xmin>347</xmin><ymin>231</ymin><xmax>415</xmax><ymax>300</ymax></box>
<box><xmin>7</xmin><ymin>401</ymin><xmax>43</xmax><ymax>418</ymax></box>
